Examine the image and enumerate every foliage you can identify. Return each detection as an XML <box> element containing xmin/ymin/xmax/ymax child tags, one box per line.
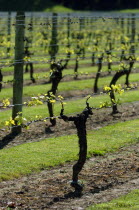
<box><xmin>1</xmin><ymin>98</ymin><xmax>10</xmax><ymax>108</ymax></box>
<box><xmin>1</xmin><ymin>87</ymin><xmax>139</xmax><ymax>128</ymax></box>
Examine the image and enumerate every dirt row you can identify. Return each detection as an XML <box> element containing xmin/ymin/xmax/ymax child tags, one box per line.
<box><xmin>0</xmin><ymin>95</ymin><xmax>139</xmax><ymax>209</ymax></box>
<box><xmin>0</xmin><ymin>141</ymin><xmax>139</xmax><ymax>209</ymax></box>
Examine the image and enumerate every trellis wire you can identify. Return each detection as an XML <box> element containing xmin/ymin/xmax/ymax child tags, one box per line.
<box><xmin>0</xmin><ymin>12</ymin><xmax>138</xmax><ymax>131</ymax></box>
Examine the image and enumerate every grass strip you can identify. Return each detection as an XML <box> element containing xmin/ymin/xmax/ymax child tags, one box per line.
<box><xmin>0</xmin><ymin>87</ymin><xmax>139</xmax><ymax>127</ymax></box>
<box><xmin>44</xmin><ymin>5</ymin><xmax>74</xmax><ymax>12</ymax></box>
<box><xmin>1</xmin><ymin>70</ymin><xmax>139</xmax><ymax>100</ymax></box>
<box><xmin>3</xmin><ymin>62</ymin><xmax>120</xmax><ymax>81</ymax></box>
<box><xmin>0</xmin><ymin>119</ymin><xmax>139</xmax><ymax>181</ymax></box>
<box><xmin>87</xmin><ymin>189</ymin><xmax>139</xmax><ymax>209</ymax></box>
<box><xmin>3</xmin><ymin>60</ymin><xmax>139</xmax><ymax>82</ymax></box>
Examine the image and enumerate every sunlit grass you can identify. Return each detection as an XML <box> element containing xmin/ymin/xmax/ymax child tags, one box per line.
<box><xmin>1</xmin><ymin>71</ymin><xmax>139</xmax><ymax>100</ymax></box>
<box><xmin>0</xmin><ymin>87</ymin><xmax>139</xmax><ymax>127</ymax></box>
<box><xmin>2</xmin><ymin>62</ymin><xmax>124</xmax><ymax>82</ymax></box>
<box><xmin>44</xmin><ymin>5</ymin><xmax>74</xmax><ymax>12</ymax></box>
<box><xmin>87</xmin><ymin>189</ymin><xmax>139</xmax><ymax>209</ymax></box>
<box><xmin>0</xmin><ymin>119</ymin><xmax>139</xmax><ymax>181</ymax></box>
<box><xmin>118</xmin><ymin>9</ymin><xmax>139</xmax><ymax>13</ymax></box>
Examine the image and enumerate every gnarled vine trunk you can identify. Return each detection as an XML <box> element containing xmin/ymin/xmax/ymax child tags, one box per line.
<box><xmin>94</xmin><ymin>53</ymin><xmax>103</xmax><ymax>93</ymax></box>
<box><xmin>47</xmin><ymin>60</ymin><xmax>69</xmax><ymax>126</ymax></box>
<box><xmin>60</xmin><ymin>102</ymin><xmax>93</xmax><ymax>191</ymax></box>
<box><xmin>109</xmin><ymin>69</ymin><xmax>128</xmax><ymax>114</ymax></box>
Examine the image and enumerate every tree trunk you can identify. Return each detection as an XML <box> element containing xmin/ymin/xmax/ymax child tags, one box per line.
<box><xmin>74</xmin><ymin>57</ymin><xmax>79</xmax><ymax>79</ymax></box>
<box><xmin>30</xmin><ymin>63</ymin><xmax>35</xmax><ymax>83</ymax></box>
<box><xmin>109</xmin><ymin>69</ymin><xmax>127</xmax><ymax>114</ymax></box>
<box><xmin>94</xmin><ymin>54</ymin><xmax>103</xmax><ymax>93</ymax></box>
<box><xmin>72</xmin><ymin>131</ymin><xmax>87</xmax><ymax>182</ymax></box>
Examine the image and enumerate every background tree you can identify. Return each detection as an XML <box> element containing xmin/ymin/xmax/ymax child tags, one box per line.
<box><xmin>0</xmin><ymin>0</ymin><xmax>139</xmax><ymax>11</ymax></box>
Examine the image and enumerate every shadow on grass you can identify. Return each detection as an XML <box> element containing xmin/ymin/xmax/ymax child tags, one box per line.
<box><xmin>0</xmin><ymin>132</ymin><xmax>19</xmax><ymax>149</ymax></box>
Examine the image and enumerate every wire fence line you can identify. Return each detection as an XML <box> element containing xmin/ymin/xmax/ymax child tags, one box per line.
<box><xmin>4</xmin><ymin>21</ymin><xmax>137</xmax><ymax>27</ymax></box>
<box><xmin>0</xmin><ymin>88</ymin><xmax>137</xmax><ymax>131</ymax></box>
<box><xmin>3</xmin><ymin>11</ymin><xmax>139</xmax><ymax>18</ymax></box>
<box><xmin>0</xmin><ymin>46</ymin><xmax>137</xmax><ymax>59</ymax></box>
<box><xmin>0</xmin><ymin>90</ymin><xmax>136</xmax><ymax>110</ymax></box>
<box><xmin>0</xmin><ymin>49</ymin><xmax>137</xmax><ymax>68</ymax></box>
<box><xmin>0</xmin><ymin>90</ymin><xmax>109</xmax><ymax>108</ymax></box>
<box><xmin>0</xmin><ymin>104</ymin><xmax>113</xmax><ymax>132</ymax></box>
<box><xmin>0</xmin><ymin>11</ymin><xmax>138</xmax><ymax>133</ymax></box>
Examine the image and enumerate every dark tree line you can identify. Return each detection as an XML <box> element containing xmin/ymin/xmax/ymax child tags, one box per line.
<box><xmin>0</xmin><ymin>0</ymin><xmax>138</xmax><ymax>11</ymax></box>
<box><xmin>56</xmin><ymin>0</ymin><xmax>139</xmax><ymax>11</ymax></box>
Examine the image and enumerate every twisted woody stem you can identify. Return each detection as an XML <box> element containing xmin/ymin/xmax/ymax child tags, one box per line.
<box><xmin>109</xmin><ymin>56</ymin><xmax>135</xmax><ymax>114</ymax></box>
<box><xmin>60</xmin><ymin>97</ymin><xmax>93</xmax><ymax>191</ymax></box>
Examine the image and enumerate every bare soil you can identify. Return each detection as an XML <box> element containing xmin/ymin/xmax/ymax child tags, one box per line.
<box><xmin>0</xmin><ymin>140</ymin><xmax>139</xmax><ymax>209</ymax></box>
<box><xmin>0</xmin><ymin>100</ymin><xmax>139</xmax><ymax>209</ymax></box>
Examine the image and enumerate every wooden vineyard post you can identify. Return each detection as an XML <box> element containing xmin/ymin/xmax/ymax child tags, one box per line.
<box><xmin>127</xmin><ymin>15</ymin><xmax>130</xmax><ymax>36</ymax></box>
<box><xmin>67</xmin><ymin>13</ymin><xmax>70</xmax><ymax>48</ymax></box>
<box><xmin>49</xmin><ymin>13</ymin><xmax>58</xmax><ymax>61</ymax></box>
<box><xmin>130</xmin><ymin>13</ymin><xmax>135</xmax><ymax>56</ymax></box>
<box><xmin>125</xmin><ymin>13</ymin><xmax>135</xmax><ymax>87</ymax></box>
<box><xmin>7</xmin><ymin>11</ymin><xmax>11</xmax><ymax>56</ymax></box>
<box><xmin>12</xmin><ymin>11</ymin><xmax>25</xmax><ymax>134</ymax></box>
<box><xmin>79</xmin><ymin>16</ymin><xmax>85</xmax><ymax>31</ymax></box>
<box><xmin>63</xmin><ymin>13</ymin><xmax>71</xmax><ymax>69</ymax></box>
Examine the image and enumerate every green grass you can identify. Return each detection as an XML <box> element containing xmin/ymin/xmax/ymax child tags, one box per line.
<box><xmin>87</xmin><ymin>189</ymin><xmax>139</xmax><ymax>210</ymax></box>
<box><xmin>0</xmin><ymin>118</ymin><xmax>139</xmax><ymax>181</ymax></box>
<box><xmin>44</xmin><ymin>5</ymin><xmax>74</xmax><ymax>12</ymax></box>
<box><xmin>2</xmin><ymin>58</ymin><xmax>93</xmax><ymax>73</ymax></box>
<box><xmin>118</xmin><ymin>9</ymin><xmax>139</xmax><ymax>13</ymax></box>
<box><xmin>2</xmin><ymin>65</ymin><xmax>95</xmax><ymax>82</ymax></box>
<box><xmin>1</xmin><ymin>66</ymin><xmax>13</xmax><ymax>72</ymax></box>
<box><xmin>2</xmin><ymin>62</ymin><xmax>123</xmax><ymax>83</ymax></box>
<box><xmin>43</xmin><ymin>7</ymin><xmax>139</xmax><ymax>13</ymax></box>
<box><xmin>2</xmin><ymin>63</ymin><xmax>50</xmax><ymax>73</ymax></box>
<box><xmin>1</xmin><ymin>70</ymin><xmax>139</xmax><ymax>100</ymax></box>
<box><xmin>1</xmin><ymin>87</ymin><xmax>139</xmax><ymax>127</ymax></box>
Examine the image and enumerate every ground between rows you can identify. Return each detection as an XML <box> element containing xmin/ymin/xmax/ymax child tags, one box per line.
<box><xmin>0</xmin><ymin>101</ymin><xmax>139</xmax><ymax>208</ymax></box>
